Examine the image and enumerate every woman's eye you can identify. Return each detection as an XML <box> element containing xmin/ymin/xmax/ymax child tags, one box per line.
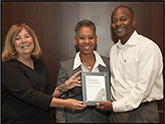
<box><xmin>80</xmin><ymin>37</ymin><xmax>85</xmax><ymax>40</ymax></box>
<box><xmin>25</xmin><ymin>35</ymin><xmax>30</xmax><ymax>38</ymax></box>
<box><xmin>15</xmin><ymin>37</ymin><xmax>20</xmax><ymax>40</ymax></box>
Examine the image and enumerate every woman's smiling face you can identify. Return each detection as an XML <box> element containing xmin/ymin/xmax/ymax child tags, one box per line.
<box><xmin>14</xmin><ymin>27</ymin><xmax>34</xmax><ymax>58</ymax></box>
<box><xmin>75</xmin><ymin>26</ymin><xmax>97</xmax><ymax>55</ymax></box>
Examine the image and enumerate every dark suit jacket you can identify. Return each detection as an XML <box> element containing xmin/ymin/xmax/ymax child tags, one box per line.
<box><xmin>55</xmin><ymin>55</ymin><xmax>111</xmax><ymax>123</ymax></box>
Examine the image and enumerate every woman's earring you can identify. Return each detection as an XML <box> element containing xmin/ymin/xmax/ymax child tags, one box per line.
<box><xmin>75</xmin><ymin>44</ymin><xmax>79</xmax><ymax>53</ymax></box>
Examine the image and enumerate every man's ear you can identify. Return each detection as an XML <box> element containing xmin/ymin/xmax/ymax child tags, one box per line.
<box><xmin>132</xmin><ymin>17</ymin><xmax>136</xmax><ymax>26</ymax></box>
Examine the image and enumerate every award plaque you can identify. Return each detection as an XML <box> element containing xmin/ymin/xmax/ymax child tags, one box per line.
<box><xmin>81</xmin><ymin>72</ymin><xmax>110</xmax><ymax>106</ymax></box>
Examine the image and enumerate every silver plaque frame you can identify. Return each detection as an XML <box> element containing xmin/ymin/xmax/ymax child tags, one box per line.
<box><xmin>81</xmin><ymin>72</ymin><xmax>110</xmax><ymax>106</ymax></box>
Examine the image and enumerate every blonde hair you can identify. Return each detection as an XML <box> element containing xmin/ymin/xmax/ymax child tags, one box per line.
<box><xmin>2</xmin><ymin>23</ymin><xmax>42</xmax><ymax>62</ymax></box>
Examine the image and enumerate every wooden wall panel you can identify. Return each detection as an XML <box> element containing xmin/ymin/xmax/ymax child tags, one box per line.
<box><xmin>1</xmin><ymin>2</ymin><xmax>163</xmax><ymax>123</ymax></box>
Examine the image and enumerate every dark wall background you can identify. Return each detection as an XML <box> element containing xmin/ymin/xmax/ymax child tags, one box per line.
<box><xmin>1</xmin><ymin>2</ymin><xmax>163</xmax><ymax>123</ymax></box>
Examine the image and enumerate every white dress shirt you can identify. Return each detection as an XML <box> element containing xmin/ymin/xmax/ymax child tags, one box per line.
<box><xmin>110</xmin><ymin>30</ymin><xmax>163</xmax><ymax>112</ymax></box>
<box><xmin>73</xmin><ymin>50</ymin><xmax>106</xmax><ymax>72</ymax></box>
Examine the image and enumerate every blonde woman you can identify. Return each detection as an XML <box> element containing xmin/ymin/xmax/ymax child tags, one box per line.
<box><xmin>2</xmin><ymin>23</ymin><xmax>86</xmax><ymax>123</ymax></box>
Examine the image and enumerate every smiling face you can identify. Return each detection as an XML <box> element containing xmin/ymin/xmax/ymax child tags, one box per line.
<box><xmin>111</xmin><ymin>6</ymin><xmax>136</xmax><ymax>44</ymax></box>
<box><xmin>14</xmin><ymin>27</ymin><xmax>34</xmax><ymax>59</ymax></box>
<box><xmin>75</xmin><ymin>26</ymin><xmax>97</xmax><ymax>56</ymax></box>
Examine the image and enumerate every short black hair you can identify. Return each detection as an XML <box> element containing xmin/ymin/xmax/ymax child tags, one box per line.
<box><xmin>113</xmin><ymin>5</ymin><xmax>134</xmax><ymax>17</ymax></box>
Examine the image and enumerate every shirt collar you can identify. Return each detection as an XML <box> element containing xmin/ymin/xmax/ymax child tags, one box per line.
<box><xmin>116</xmin><ymin>30</ymin><xmax>138</xmax><ymax>49</ymax></box>
<box><xmin>73</xmin><ymin>50</ymin><xmax>106</xmax><ymax>70</ymax></box>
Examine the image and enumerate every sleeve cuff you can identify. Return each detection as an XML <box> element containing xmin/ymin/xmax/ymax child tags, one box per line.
<box><xmin>112</xmin><ymin>100</ymin><xmax>124</xmax><ymax>112</ymax></box>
